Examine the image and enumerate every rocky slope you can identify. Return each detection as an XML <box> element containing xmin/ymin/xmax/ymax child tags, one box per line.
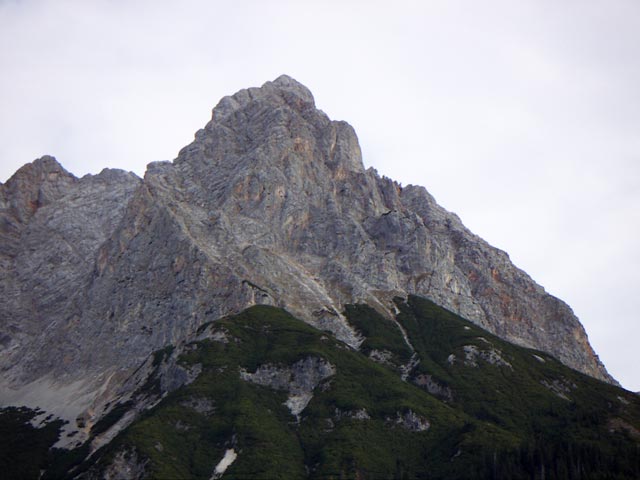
<box><xmin>0</xmin><ymin>75</ymin><xmax>613</xmax><ymax>437</ymax></box>
<box><xmin>6</xmin><ymin>300</ymin><xmax>638</xmax><ymax>479</ymax></box>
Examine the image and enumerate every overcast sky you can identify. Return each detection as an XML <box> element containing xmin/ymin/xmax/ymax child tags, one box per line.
<box><xmin>1</xmin><ymin>0</ymin><xmax>638</xmax><ymax>391</ymax></box>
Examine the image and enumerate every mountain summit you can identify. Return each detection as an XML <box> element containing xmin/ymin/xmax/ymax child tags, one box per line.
<box><xmin>0</xmin><ymin>76</ymin><xmax>614</xmax><ymax>446</ymax></box>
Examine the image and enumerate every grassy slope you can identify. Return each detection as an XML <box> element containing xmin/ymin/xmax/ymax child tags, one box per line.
<box><xmin>18</xmin><ymin>298</ymin><xmax>640</xmax><ymax>479</ymax></box>
<box><xmin>80</xmin><ymin>306</ymin><xmax>523</xmax><ymax>479</ymax></box>
<box><xmin>397</xmin><ymin>295</ymin><xmax>640</xmax><ymax>479</ymax></box>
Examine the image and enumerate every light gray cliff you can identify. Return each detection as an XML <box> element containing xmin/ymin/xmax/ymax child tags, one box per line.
<box><xmin>0</xmin><ymin>76</ymin><xmax>613</xmax><ymax>432</ymax></box>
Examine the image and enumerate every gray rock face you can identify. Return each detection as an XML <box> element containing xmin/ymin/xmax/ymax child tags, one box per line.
<box><xmin>0</xmin><ymin>160</ymin><xmax>142</xmax><ymax>445</ymax></box>
<box><xmin>413</xmin><ymin>374</ymin><xmax>454</xmax><ymax>402</ymax></box>
<box><xmin>81</xmin><ymin>447</ymin><xmax>148</xmax><ymax>480</ymax></box>
<box><xmin>0</xmin><ymin>75</ymin><xmax>614</xmax><ymax>426</ymax></box>
<box><xmin>0</xmin><ymin>160</ymin><xmax>142</xmax><ymax>426</ymax></box>
<box><xmin>240</xmin><ymin>357</ymin><xmax>336</xmax><ymax>417</ymax></box>
<box><xmin>458</xmin><ymin>343</ymin><xmax>512</xmax><ymax>368</ymax></box>
<box><xmin>391</xmin><ymin>410</ymin><xmax>431</xmax><ymax>432</ymax></box>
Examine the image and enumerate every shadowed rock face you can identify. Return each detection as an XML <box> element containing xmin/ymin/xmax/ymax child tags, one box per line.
<box><xmin>0</xmin><ymin>75</ymin><xmax>613</xmax><ymax>425</ymax></box>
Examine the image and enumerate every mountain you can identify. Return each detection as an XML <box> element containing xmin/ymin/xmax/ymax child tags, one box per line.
<box><xmin>1</xmin><ymin>75</ymin><xmax>636</xmax><ymax>478</ymax></box>
<box><xmin>3</xmin><ymin>299</ymin><xmax>639</xmax><ymax>479</ymax></box>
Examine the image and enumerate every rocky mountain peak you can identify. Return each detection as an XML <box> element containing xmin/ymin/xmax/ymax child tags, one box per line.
<box><xmin>210</xmin><ymin>74</ymin><xmax>316</xmax><ymax>123</ymax></box>
<box><xmin>186</xmin><ymin>75</ymin><xmax>364</xmax><ymax>178</ymax></box>
<box><xmin>147</xmin><ymin>76</ymin><xmax>611</xmax><ymax>384</ymax></box>
<box><xmin>0</xmin><ymin>77</ymin><xmax>616</xmax><ymax>438</ymax></box>
<box><xmin>1</xmin><ymin>155</ymin><xmax>76</xmax><ymax>224</ymax></box>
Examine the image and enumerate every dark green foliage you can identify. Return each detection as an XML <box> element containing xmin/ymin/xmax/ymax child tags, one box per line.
<box><xmin>152</xmin><ymin>345</ymin><xmax>175</xmax><ymax>367</ymax></box>
<box><xmin>84</xmin><ymin>306</ymin><xmax>519</xmax><ymax>479</ymax></box>
<box><xmin>90</xmin><ymin>400</ymin><xmax>134</xmax><ymax>436</ymax></box>
<box><xmin>396</xmin><ymin>295</ymin><xmax>640</xmax><ymax>479</ymax></box>
<box><xmin>344</xmin><ymin>303</ymin><xmax>414</xmax><ymax>367</ymax></box>
<box><xmin>8</xmin><ymin>300</ymin><xmax>640</xmax><ymax>479</ymax></box>
<box><xmin>0</xmin><ymin>406</ymin><xmax>64</xmax><ymax>480</ymax></box>
<box><xmin>44</xmin><ymin>443</ymin><xmax>91</xmax><ymax>480</ymax></box>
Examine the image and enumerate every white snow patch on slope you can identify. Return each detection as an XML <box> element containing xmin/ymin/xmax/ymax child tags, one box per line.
<box><xmin>211</xmin><ymin>448</ymin><xmax>237</xmax><ymax>479</ymax></box>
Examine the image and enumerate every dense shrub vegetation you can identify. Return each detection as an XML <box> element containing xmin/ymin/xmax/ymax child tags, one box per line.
<box><xmin>4</xmin><ymin>298</ymin><xmax>640</xmax><ymax>478</ymax></box>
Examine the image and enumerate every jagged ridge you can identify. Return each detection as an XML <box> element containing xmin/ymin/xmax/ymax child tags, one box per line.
<box><xmin>0</xmin><ymin>76</ymin><xmax>613</xmax><ymax>445</ymax></box>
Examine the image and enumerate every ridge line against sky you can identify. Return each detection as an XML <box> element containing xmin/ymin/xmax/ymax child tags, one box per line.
<box><xmin>1</xmin><ymin>0</ymin><xmax>639</xmax><ymax>391</ymax></box>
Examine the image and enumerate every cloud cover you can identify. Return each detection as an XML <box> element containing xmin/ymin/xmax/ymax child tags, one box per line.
<box><xmin>1</xmin><ymin>0</ymin><xmax>639</xmax><ymax>390</ymax></box>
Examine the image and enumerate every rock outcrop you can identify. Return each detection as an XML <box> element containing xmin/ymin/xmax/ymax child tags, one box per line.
<box><xmin>0</xmin><ymin>75</ymin><xmax>614</xmax><ymax>429</ymax></box>
<box><xmin>240</xmin><ymin>357</ymin><xmax>336</xmax><ymax>418</ymax></box>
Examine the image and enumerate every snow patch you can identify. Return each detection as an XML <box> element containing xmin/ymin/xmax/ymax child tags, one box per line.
<box><xmin>211</xmin><ymin>449</ymin><xmax>237</xmax><ymax>479</ymax></box>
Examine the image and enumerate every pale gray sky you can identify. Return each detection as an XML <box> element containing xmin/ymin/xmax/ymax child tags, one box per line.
<box><xmin>1</xmin><ymin>0</ymin><xmax>639</xmax><ymax>391</ymax></box>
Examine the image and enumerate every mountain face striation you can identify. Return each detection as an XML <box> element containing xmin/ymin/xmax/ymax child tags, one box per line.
<box><xmin>1</xmin><ymin>76</ymin><xmax>632</xmax><ymax>478</ymax></box>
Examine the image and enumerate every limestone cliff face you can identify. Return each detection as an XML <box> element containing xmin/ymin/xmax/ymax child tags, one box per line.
<box><xmin>0</xmin><ymin>76</ymin><xmax>613</xmax><ymax>425</ymax></box>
